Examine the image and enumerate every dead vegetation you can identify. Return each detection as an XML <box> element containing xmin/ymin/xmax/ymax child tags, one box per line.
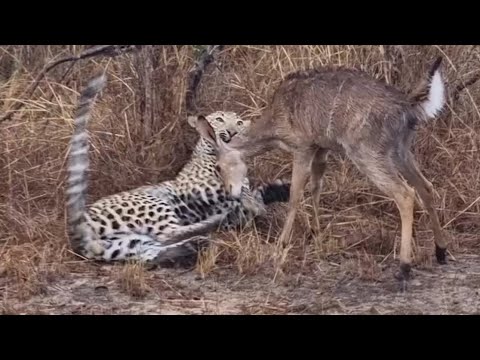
<box><xmin>0</xmin><ymin>45</ymin><xmax>479</xmax><ymax>314</ymax></box>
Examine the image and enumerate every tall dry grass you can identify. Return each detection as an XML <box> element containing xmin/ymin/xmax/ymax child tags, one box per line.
<box><xmin>0</xmin><ymin>45</ymin><xmax>479</xmax><ymax>299</ymax></box>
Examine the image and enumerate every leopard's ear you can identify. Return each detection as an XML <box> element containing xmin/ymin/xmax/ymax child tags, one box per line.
<box><xmin>194</xmin><ymin>115</ymin><xmax>217</xmax><ymax>148</ymax></box>
<box><xmin>187</xmin><ymin>114</ymin><xmax>198</xmax><ymax>128</ymax></box>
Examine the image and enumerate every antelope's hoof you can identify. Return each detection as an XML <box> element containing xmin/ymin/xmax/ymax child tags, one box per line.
<box><xmin>394</xmin><ymin>263</ymin><xmax>412</xmax><ymax>292</ymax></box>
<box><xmin>435</xmin><ymin>246</ymin><xmax>447</xmax><ymax>265</ymax></box>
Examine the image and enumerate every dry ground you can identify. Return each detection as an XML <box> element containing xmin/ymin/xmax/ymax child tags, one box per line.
<box><xmin>1</xmin><ymin>45</ymin><xmax>479</xmax><ymax>314</ymax></box>
<box><xmin>1</xmin><ymin>243</ymin><xmax>479</xmax><ymax>314</ymax></box>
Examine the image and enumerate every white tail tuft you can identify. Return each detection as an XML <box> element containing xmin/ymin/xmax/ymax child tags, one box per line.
<box><xmin>420</xmin><ymin>69</ymin><xmax>445</xmax><ymax>119</ymax></box>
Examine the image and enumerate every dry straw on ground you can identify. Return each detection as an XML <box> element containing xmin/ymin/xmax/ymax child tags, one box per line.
<box><xmin>0</xmin><ymin>45</ymin><xmax>479</xmax><ymax>314</ymax></box>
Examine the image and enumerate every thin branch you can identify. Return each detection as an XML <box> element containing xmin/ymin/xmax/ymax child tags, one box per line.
<box><xmin>451</xmin><ymin>72</ymin><xmax>480</xmax><ymax>103</ymax></box>
<box><xmin>0</xmin><ymin>45</ymin><xmax>143</xmax><ymax>123</ymax></box>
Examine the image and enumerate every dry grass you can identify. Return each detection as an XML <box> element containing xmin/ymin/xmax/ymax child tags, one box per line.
<box><xmin>116</xmin><ymin>262</ymin><xmax>151</xmax><ymax>299</ymax></box>
<box><xmin>1</xmin><ymin>45</ymin><xmax>479</xmax><ymax>313</ymax></box>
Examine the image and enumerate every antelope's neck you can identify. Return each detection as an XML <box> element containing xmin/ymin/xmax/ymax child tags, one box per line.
<box><xmin>229</xmin><ymin>131</ymin><xmax>275</xmax><ymax>158</ymax></box>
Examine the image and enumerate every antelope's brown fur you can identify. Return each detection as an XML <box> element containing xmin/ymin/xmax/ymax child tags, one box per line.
<box><xmin>200</xmin><ymin>58</ymin><xmax>447</xmax><ymax>286</ymax></box>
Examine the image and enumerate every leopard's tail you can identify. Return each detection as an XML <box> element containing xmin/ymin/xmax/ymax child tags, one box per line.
<box><xmin>66</xmin><ymin>74</ymin><xmax>107</xmax><ymax>254</ymax></box>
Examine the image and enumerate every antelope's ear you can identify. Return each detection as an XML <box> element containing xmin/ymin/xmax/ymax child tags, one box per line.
<box><xmin>194</xmin><ymin>115</ymin><xmax>217</xmax><ymax>147</ymax></box>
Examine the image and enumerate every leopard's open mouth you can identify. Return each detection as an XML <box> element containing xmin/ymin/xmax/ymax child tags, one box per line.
<box><xmin>219</xmin><ymin>133</ymin><xmax>231</xmax><ymax>143</ymax></box>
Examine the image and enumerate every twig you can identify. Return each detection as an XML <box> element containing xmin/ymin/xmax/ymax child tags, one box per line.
<box><xmin>0</xmin><ymin>45</ymin><xmax>143</xmax><ymax>123</ymax></box>
<box><xmin>442</xmin><ymin>195</ymin><xmax>480</xmax><ymax>229</ymax></box>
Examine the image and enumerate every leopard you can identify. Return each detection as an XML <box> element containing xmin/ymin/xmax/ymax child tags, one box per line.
<box><xmin>66</xmin><ymin>73</ymin><xmax>290</xmax><ymax>267</ymax></box>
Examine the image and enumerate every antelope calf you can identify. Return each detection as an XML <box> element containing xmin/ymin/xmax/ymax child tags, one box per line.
<box><xmin>192</xmin><ymin>57</ymin><xmax>448</xmax><ymax>285</ymax></box>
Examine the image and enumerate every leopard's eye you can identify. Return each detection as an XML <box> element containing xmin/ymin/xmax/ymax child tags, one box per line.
<box><xmin>237</xmin><ymin>120</ymin><xmax>243</xmax><ymax>126</ymax></box>
<box><xmin>216</xmin><ymin>117</ymin><xmax>224</xmax><ymax>123</ymax></box>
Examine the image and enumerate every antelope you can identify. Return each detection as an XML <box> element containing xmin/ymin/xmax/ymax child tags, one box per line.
<box><xmin>192</xmin><ymin>57</ymin><xmax>448</xmax><ymax>286</ymax></box>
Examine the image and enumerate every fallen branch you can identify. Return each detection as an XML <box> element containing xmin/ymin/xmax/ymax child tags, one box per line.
<box><xmin>0</xmin><ymin>45</ymin><xmax>143</xmax><ymax>123</ymax></box>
